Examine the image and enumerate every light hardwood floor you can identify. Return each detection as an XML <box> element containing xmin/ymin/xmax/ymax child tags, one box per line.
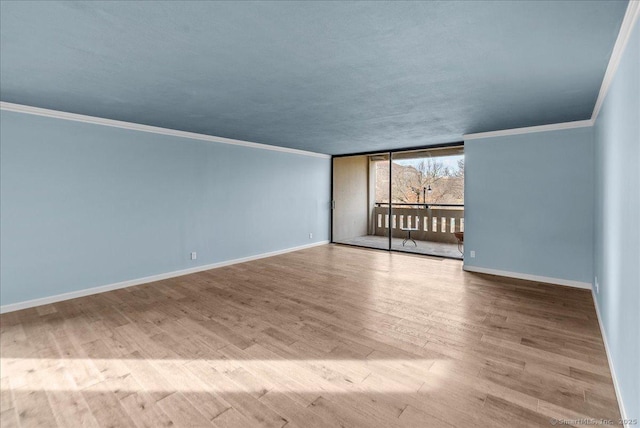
<box><xmin>0</xmin><ymin>244</ymin><xmax>620</xmax><ymax>427</ymax></box>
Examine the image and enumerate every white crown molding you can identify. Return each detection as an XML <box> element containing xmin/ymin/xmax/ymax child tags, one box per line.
<box><xmin>592</xmin><ymin>290</ymin><xmax>629</xmax><ymax>427</ymax></box>
<box><xmin>464</xmin><ymin>1</ymin><xmax>639</xmax><ymax>141</ymax></box>
<box><xmin>0</xmin><ymin>101</ymin><xmax>331</xmax><ymax>159</ymax></box>
<box><xmin>591</xmin><ymin>0</ymin><xmax>640</xmax><ymax>122</ymax></box>
<box><xmin>462</xmin><ymin>264</ymin><xmax>592</xmax><ymax>290</ymax></box>
<box><xmin>463</xmin><ymin>119</ymin><xmax>593</xmax><ymax>141</ymax></box>
<box><xmin>0</xmin><ymin>240</ymin><xmax>329</xmax><ymax>314</ymax></box>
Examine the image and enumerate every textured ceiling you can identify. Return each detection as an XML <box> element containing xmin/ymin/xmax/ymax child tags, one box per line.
<box><xmin>0</xmin><ymin>1</ymin><xmax>628</xmax><ymax>154</ymax></box>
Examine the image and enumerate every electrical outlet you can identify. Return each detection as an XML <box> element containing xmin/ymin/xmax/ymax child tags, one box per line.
<box><xmin>470</xmin><ymin>250</ymin><xmax>476</xmax><ymax>258</ymax></box>
<box><xmin>309</xmin><ymin>233</ymin><xmax>313</xmax><ymax>239</ymax></box>
<box><xmin>595</xmin><ymin>276</ymin><xmax>599</xmax><ymax>294</ymax></box>
<box><xmin>190</xmin><ymin>252</ymin><xmax>197</xmax><ymax>260</ymax></box>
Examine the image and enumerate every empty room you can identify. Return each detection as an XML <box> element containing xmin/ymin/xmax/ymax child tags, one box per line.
<box><xmin>1</xmin><ymin>1</ymin><xmax>638</xmax><ymax>427</ymax></box>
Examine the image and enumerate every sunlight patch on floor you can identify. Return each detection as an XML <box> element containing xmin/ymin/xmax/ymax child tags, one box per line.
<box><xmin>2</xmin><ymin>358</ymin><xmax>443</xmax><ymax>393</ymax></box>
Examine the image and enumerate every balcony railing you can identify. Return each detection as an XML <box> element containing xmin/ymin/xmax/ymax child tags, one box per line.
<box><xmin>373</xmin><ymin>203</ymin><xmax>464</xmax><ymax>244</ymax></box>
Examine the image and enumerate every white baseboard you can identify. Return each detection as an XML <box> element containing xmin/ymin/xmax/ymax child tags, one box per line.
<box><xmin>591</xmin><ymin>290</ymin><xmax>629</xmax><ymax>427</ymax></box>
<box><xmin>0</xmin><ymin>241</ymin><xmax>329</xmax><ymax>314</ymax></box>
<box><xmin>462</xmin><ymin>265</ymin><xmax>592</xmax><ymax>290</ymax></box>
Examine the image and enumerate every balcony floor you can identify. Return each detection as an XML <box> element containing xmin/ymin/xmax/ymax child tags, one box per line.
<box><xmin>337</xmin><ymin>234</ymin><xmax>463</xmax><ymax>259</ymax></box>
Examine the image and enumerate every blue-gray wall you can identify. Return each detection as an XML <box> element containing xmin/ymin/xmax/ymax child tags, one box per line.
<box><xmin>463</xmin><ymin>126</ymin><xmax>595</xmax><ymax>284</ymax></box>
<box><xmin>593</xmin><ymin>21</ymin><xmax>639</xmax><ymax>421</ymax></box>
<box><xmin>0</xmin><ymin>110</ymin><xmax>331</xmax><ymax>306</ymax></box>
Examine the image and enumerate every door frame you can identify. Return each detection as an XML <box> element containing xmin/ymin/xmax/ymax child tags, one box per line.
<box><xmin>330</xmin><ymin>141</ymin><xmax>464</xmax><ymax>259</ymax></box>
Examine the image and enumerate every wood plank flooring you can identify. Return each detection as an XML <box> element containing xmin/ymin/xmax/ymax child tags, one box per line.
<box><xmin>0</xmin><ymin>244</ymin><xmax>621</xmax><ymax>427</ymax></box>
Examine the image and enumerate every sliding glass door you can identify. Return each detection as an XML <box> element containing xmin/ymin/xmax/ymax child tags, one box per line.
<box><xmin>390</xmin><ymin>146</ymin><xmax>464</xmax><ymax>258</ymax></box>
<box><xmin>332</xmin><ymin>145</ymin><xmax>464</xmax><ymax>259</ymax></box>
<box><xmin>332</xmin><ymin>153</ymin><xmax>390</xmax><ymax>250</ymax></box>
